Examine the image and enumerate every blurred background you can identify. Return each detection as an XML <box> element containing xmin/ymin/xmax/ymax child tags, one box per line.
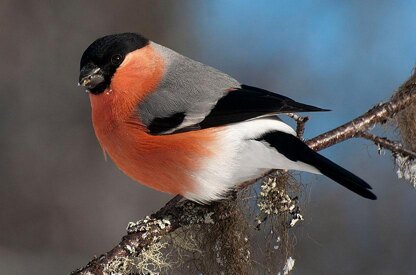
<box><xmin>1</xmin><ymin>0</ymin><xmax>416</xmax><ymax>274</ymax></box>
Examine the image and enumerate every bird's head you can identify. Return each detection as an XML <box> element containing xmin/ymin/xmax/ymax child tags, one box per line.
<box><xmin>79</xmin><ymin>33</ymin><xmax>149</xmax><ymax>95</ymax></box>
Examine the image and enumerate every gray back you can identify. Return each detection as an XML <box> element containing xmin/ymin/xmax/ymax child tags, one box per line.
<box><xmin>137</xmin><ymin>42</ymin><xmax>240</xmax><ymax>133</ymax></box>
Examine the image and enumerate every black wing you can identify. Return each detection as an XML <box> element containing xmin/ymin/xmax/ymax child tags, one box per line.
<box><xmin>198</xmin><ymin>84</ymin><xmax>329</xmax><ymax>129</ymax></box>
<box><xmin>147</xmin><ymin>84</ymin><xmax>329</xmax><ymax>135</ymax></box>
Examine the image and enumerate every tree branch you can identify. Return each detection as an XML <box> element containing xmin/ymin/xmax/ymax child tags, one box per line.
<box><xmin>72</xmin><ymin>71</ymin><xmax>416</xmax><ymax>275</ymax></box>
<box><xmin>306</xmin><ymin>76</ymin><xmax>416</xmax><ymax>151</ymax></box>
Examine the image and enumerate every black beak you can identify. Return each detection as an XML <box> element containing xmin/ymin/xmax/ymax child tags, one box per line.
<box><xmin>78</xmin><ymin>64</ymin><xmax>105</xmax><ymax>90</ymax></box>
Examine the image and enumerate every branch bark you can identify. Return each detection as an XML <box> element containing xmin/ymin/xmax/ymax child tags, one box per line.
<box><xmin>72</xmin><ymin>71</ymin><xmax>416</xmax><ymax>275</ymax></box>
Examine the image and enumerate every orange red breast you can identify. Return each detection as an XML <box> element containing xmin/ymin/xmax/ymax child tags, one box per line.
<box><xmin>89</xmin><ymin>44</ymin><xmax>218</xmax><ymax>195</ymax></box>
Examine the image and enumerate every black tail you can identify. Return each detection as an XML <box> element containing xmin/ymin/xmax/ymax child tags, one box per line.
<box><xmin>258</xmin><ymin>131</ymin><xmax>377</xmax><ymax>200</ymax></box>
<box><xmin>304</xmin><ymin>148</ymin><xmax>376</xmax><ymax>200</ymax></box>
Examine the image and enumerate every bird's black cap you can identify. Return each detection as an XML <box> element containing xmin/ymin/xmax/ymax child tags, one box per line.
<box><xmin>79</xmin><ymin>33</ymin><xmax>149</xmax><ymax>94</ymax></box>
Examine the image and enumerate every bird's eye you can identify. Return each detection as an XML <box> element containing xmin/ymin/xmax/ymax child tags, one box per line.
<box><xmin>111</xmin><ymin>54</ymin><xmax>123</xmax><ymax>65</ymax></box>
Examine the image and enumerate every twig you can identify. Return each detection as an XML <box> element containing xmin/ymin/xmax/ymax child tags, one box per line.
<box><xmin>357</xmin><ymin>132</ymin><xmax>416</xmax><ymax>159</ymax></box>
<box><xmin>287</xmin><ymin>113</ymin><xmax>309</xmax><ymax>139</ymax></box>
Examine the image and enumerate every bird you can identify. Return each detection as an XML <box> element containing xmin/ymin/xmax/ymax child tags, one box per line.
<box><xmin>78</xmin><ymin>32</ymin><xmax>376</xmax><ymax>203</ymax></box>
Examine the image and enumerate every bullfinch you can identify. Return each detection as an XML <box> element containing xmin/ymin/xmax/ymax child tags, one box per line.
<box><xmin>78</xmin><ymin>33</ymin><xmax>376</xmax><ymax>203</ymax></box>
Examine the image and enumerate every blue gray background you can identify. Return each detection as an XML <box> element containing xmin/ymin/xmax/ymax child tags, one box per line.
<box><xmin>1</xmin><ymin>1</ymin><xmax>415</xmax><ymax>274</ymax></box>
